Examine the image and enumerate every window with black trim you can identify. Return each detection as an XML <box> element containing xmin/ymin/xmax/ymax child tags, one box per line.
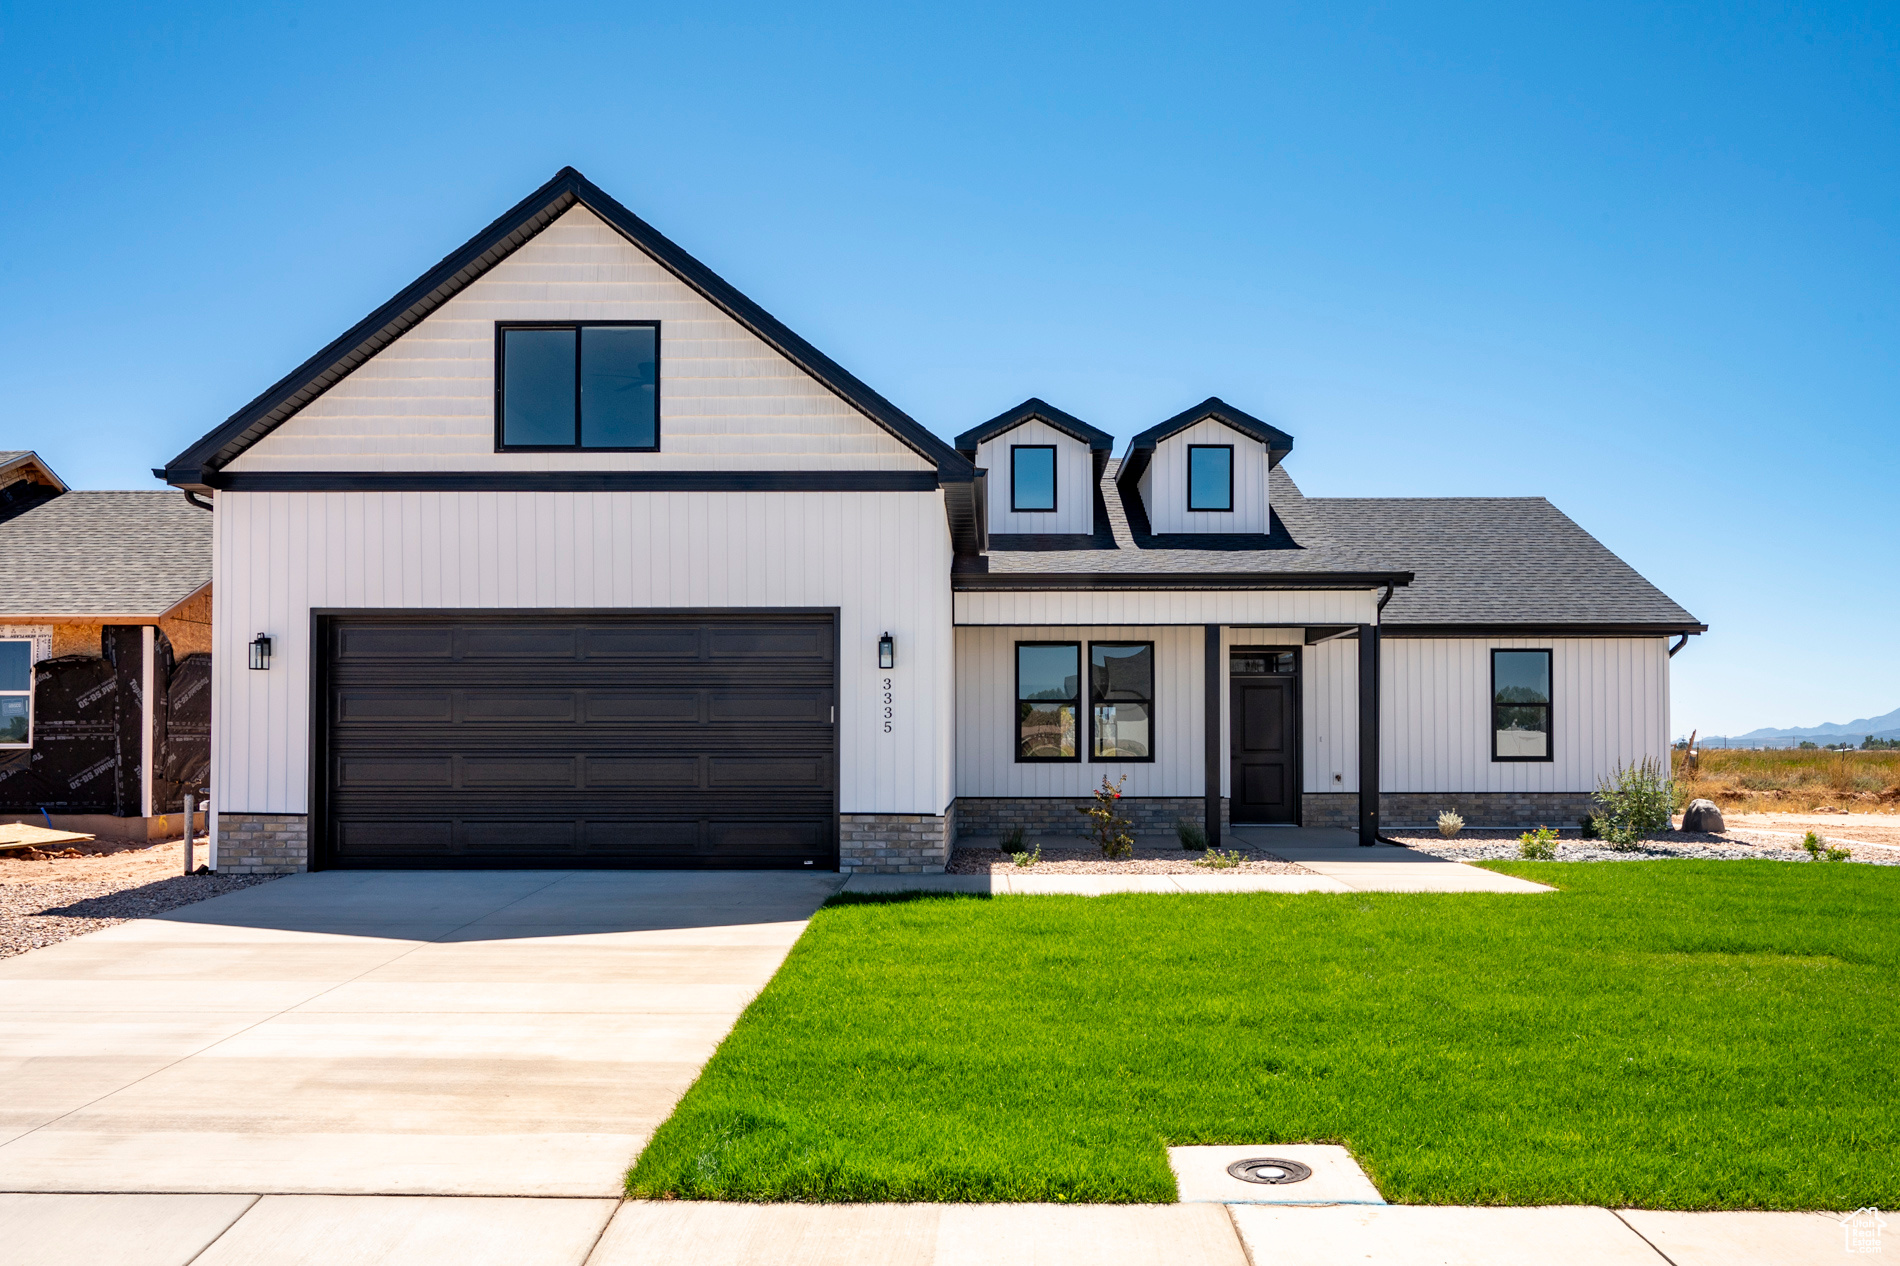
<box><xmin>0</xmin><ymin>640</ymin><xmax>31</xmax><ymax>747</ymax></box>
<box><xmin>496</xmin><ymin>322</ymin><xmax>659</xmax><ymax>450</ymax></box>
<box><xmin>1016</xmin><ymin>642</ymin><xmax>1080</xmax><ymax>760</ymax></box>
<box><xmin>1090</xmin><ymin>642</ymin><xmax>1154</xmax><ymax>760</ymax></box>
<box><xmin>1492</xmin><ymin>649</ymin><xmax>1552</xmax><ymax>762</ymax></box>
<box><xmin>1010</xmin><ymin>445</ymin><xmax>1057</xmax><ymax>512</ymax></box>
<box><xmin>1187</xmin><ymin>444</ymin><xmax>1233</xmax><ymax>511</ymax></box>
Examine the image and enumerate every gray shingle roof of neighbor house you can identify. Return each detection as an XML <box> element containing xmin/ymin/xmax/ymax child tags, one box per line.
<box><xmin>0</xmin><ymin>492</ymin><xmax>212</xmax><ymax>619</ymax></box>
<box><xmin>963</xmin><ymin>464</ymin><xmax>1705</xmax><ymax>635</ymax></box>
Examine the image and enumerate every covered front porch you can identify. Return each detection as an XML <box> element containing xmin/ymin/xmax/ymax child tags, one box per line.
<box><xmin>950</xmin><ymin>586</ymin><xmax>1395</xmax><ymax>848</ymax></box>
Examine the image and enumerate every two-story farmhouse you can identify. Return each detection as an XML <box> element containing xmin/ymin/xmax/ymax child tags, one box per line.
<box><xmin>157</xmin><ymin>168</ymin><xmax>1703</xmax><ymax>874</ymax></box>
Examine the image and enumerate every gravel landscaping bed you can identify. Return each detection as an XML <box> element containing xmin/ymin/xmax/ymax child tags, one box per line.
<box><xmin>948</xmin><ymin>845</ymin><xmax>1315</xmax><ymax>875</ymax></box>
<box><xmin>0</xmin><ymin>872</ymin><xmax>282</xmax><ymax>960</ymax></box>
<box><xmin>1393</xmin><ymin>830</ymin><xmax>1900</xmax><ymax>866</ymax></box>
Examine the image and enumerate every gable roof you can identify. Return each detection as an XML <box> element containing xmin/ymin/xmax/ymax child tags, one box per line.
<box><xmin>1114</xmin><ymin>397</ymin><xmax>1295</xmax><ymax>500</ymax></box>
<box><xmin>954</xmin><ymin>399</ymin><xmax>1116</xmax><ymax>453</ymax></box>
<box><xmin>156</xmin><ymin>167</ymin><xmax>972</xmax><ymax>491</ymax></box>
<box><xmin>0</xmin><ymin>491</ymin><xmax>211</xmax><ymax>620</ymax></box>
<box><xmin>963</xmin><ymin>463</ymin><xmax>1706</xmax><ymax>635</ymax></box>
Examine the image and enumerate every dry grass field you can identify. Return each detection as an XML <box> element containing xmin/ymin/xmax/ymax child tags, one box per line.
<box><xmin>1676</xmin><ymin>747</ymin><xmax>1900</xmax><ymax>814</ymax></box>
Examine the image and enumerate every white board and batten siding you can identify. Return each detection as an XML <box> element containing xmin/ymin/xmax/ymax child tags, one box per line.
<box><xmin>1381</xmin><ymin>637</ymin><xmax>1671</xmax><ymax>793</ymax></box>
<box><xmin>973</xmin><ymin>421</ymin><xmax>1094</xmax><ymax>536</ymax></box>
<box><xmin>222</xmin><ymin>206</ymin><xmax>932</xmax><ymax>475</ymax></box>
<box><xmin>1135</xmin><ymin>419</ymin><xmax>1271</xmax><ymax>534</ymax></box>
<box><xmin>211</xmin><ymin>490</ymin><xmax>955</xmax><ymax>820</ymax></box>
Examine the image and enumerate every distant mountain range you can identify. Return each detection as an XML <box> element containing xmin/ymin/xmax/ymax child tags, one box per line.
<box><xmin>1729</xmin><ymin>707</ymin><xmax>1900</xmax><ymax>742</ymax></box>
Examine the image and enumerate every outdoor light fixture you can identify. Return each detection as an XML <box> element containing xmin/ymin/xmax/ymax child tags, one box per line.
<box><xmin>878</xmin><ymin>632</ymin><xmax>895</xmax><ymax>670</ymax></box>
<box><xmin>249</xmin><ymin>633</ymin><xmax>272</xmax><ymax>671</ymax></box>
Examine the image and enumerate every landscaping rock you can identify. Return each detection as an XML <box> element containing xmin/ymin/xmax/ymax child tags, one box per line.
<box><xmin>1680</xmin><ymin>799</ymin><xmax>1725</xmax><ymax>832</ymax></box>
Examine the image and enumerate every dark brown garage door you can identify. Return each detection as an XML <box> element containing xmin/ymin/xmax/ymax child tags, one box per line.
<box><xmin>315</xmin><ymin>612</ymin><xmax>837</xmax><ymax>870</ymax></box>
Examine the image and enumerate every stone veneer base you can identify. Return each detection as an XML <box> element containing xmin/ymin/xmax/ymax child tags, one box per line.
<box><xmin>1301</xmin><ymin>792</ymin><xmax>1598</xmax><ymax>831</ymax></box>
<box><xmin>953</xmin><ymin>797</ymin><xmax>1228</xmax><ymax>841</ymax></box>
<box><xmin>215</xmin><ymin>812</ymin><xmax>310</xmax><ymax>874</ymax></box>
<box><xmin>840</xmin><ymin>810</ymin><xmax>953</xmax><ymax>875</ymax></box>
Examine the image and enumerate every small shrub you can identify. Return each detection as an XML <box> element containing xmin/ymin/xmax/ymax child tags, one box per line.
<box><xmin>1800</xmin><ymin>831</ymin><xmax>1850</xmax><ymax>863</ymax></box>
<box><xmin>1436</xmin><ymin>810</ymin><xmax>1464</xmax><ymax>838</ymax></box>
<box><xmin>1002</xmin><ymin>825</ymin><xmax>1026</xmax><ymax>852</ymax></box>
<box><xmin>1082</xmin><ymin>775</ymin><xmax>1135</xmax><ymax>860</ymax></box>
<box><xmin>1195</xmin><ymin>847</ymin><xmax>1246</xmax><ymax>869</ymax></box>
<box><xmin>1010</xmin><ymin>841</ymin><xmax>1043</xmax><ymax>868</ymax></box>
<box><xmin>1579</xmin><ymin>815</ymin><xmax>1602</xmax><ymax>840</ymax></box>
<box><xmin>1518</xmin><ymin>826</ymin><xmax>1558</xmax><ymax>861</ymax></box>
<box><xmin>1593</xmin><ymin>758</ymin><xmax>1675</xmax><ymax>849</ymax></box>
<box><xmin>1176</xmin><ymin>818</ymin><xmax>1208</xmax><ymax>851</ymax></box>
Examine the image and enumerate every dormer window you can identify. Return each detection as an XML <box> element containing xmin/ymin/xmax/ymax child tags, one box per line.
<box><xmin>496</xmin><ymin>322</ymin><xmax>659</xmax><ymax>450</ymax></box>
<box><xmin>1186</xmin><ymin>445</ymin><xmax>1233</xmax><ymax>512</ymax></box>
<box><xmin>1010</xmin><ymin>445</ymin><xmax>1057</xmax><ymax>512</ymax></box>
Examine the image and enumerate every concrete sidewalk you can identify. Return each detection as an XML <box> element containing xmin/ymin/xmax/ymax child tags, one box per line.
<box><xmin>0</xmin><ymin>1194</ymin><xmax>1857</xmax><ymax>1265</ymax></box>
<box><xmin>846</xmin><ymin>828</ymin><xmax>1551</xmax><ymax>896</ymax></box>
<box><xmin>0</xmin><ymin>871</ymin><xmax>842</xmax><ymax>1196</ymax></box>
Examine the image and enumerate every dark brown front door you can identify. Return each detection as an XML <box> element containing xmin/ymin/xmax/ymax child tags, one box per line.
<box><xmin>1230</xmin><ymin>656</ymin><xmax>1299</xmax><ymax>824</ymax></box>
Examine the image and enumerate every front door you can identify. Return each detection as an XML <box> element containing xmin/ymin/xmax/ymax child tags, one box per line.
<box><xmin>1229</xmin><ymin>649</ymin><xmax>1299</xmax><ymax>824</ymax></box>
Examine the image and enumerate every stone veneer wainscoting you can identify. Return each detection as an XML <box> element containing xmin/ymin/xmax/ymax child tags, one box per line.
<box><xmin>953</xmin><ymin>797</ymin><xmax>1227</xmax><ymax>841</ymax></box>
<box><xmin>214</xmin><ymin>813</ymin><xmax>309</xmax><ymax>874</ymax></box>
<box><xmin>1301</xmin><ymin>792</ymin><xmax>1597</xmax><ymax>831</ymax></box>
<box><xmin>839</xmin><ymin>810</ymin><xmax>953</xmax><ymax>874</ymax></box>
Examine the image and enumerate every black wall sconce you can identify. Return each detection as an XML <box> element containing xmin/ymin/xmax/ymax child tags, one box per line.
<box><xmin>878</xmin><ymin>632</ymin><xmax>895</xmax><ymax>670</ymax></box>
<box><xmin>249</xmin><ymin>633</ymin><xmax>273</xmax><ymax>671</ymax></box>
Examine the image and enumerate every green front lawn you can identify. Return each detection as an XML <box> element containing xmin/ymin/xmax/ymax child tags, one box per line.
<box><xmin>628</xmin><ymin>863</ymin><xmax>1898</xmax><ymax>1209</ymax></box>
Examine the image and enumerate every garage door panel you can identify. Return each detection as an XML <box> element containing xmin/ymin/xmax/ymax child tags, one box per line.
<box><xmin>320</xmin><ymin>613</ymin><xmax>837</xmax><ymax>870</ymax></box>
<box><xmin>460</xmin><ymin>626</ymin><xmax>579</xmax><ymax>658</ymax></box>
<box><xmin>585</xmin><ymin>756</ymin><xmax>702</xmax><ymax>787</ymax></box>
<box><xmin>458</xmin><ymin>691</ymin><xmax>579</xmax><ymax>722</ymax></box>
<box><xmin>582</xmin><ymin>626</ymin><xmax>702</xmax><ymax>658</ymax></box>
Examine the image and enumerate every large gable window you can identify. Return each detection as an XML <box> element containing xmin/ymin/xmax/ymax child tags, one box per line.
<box><xmin>1016</xmin><ymin>642</ymin><xmax>1080</xmax><ymax>761</ymax></box>
<box><xmin>1492</xmin><ymin>649</ymin><xmax>1552</xmax><ymax>761</ymax></box>
<box><xmin>1186</xmin><ymin>444</ymin><xmax>1233</xmax><ymax>511</ymax></box>
<box><xmin>497</xmin><ymin>322</ymin><xmax>659</xmax><ymax>450</ymax></box>
<box><xmin>1010</xmin><ymin>445</ymin><xmax>1057</xmax><ymax>512</ymax></box>
<box><xmin>0</xmin><ymin>640</ymin><xmax>30</xmax><ymax>747</ymax></box>
<box><xmin>1090</xmin><ymin>642</ymin><xmax>1154</xmax><ymax>760</ymax></box>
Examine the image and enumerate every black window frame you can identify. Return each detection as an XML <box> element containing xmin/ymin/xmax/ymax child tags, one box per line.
<box><xmin>1491</xmin><ymin>648</ymin><xmax>1554</xmax><ymax>763</ymax></box>
<box><xmin>1009</xmin><ymin>444</ymin><xmax>1059</xmax><ymax>513</ymax></box>
<box><xmin>0</xmin><ymin>637</ymin><xmax>32</xmax><ymax>749</ymax></box>
<box><xmin>1087</xmin><ymin>640</ymin><xmax>1156</xmax><ymax>763</ymax></box>
<box><xmin>493</xmin><ymin>320</ymin><xmax>662</xmax><ymax>453</ymax></box>
<box><xmin>1186</xmin><ymin>444</ymin><xmax>1235</xmax><ymax>512</ymax></box>
<box><xmin>1014</xmin><ymin>640</ymin><xmax>1082</xmax><ymax>763</ymax></box>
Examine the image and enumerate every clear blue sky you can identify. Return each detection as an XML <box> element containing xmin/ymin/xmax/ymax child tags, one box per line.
<box><xmin>2</xmin><ymin>3</ymin><xmax>1894</xmax><ymax>736</ymax></box>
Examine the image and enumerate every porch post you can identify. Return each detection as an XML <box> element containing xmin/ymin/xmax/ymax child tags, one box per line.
<box><xmin>1204</xmin><ymin>624</ymin><xmax>1221</xmax><ymax>848</ymax></box>
<box><xmin>1357</xmin><ymin>623</ymin><xmax>1380</xmax><ymax>845</ymax></box>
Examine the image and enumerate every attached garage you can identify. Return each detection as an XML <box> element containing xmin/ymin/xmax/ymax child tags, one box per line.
<box><xmin>313</xmin><ymin>611</ymin><xmax>838</xmax><ymax>870</ymax></box>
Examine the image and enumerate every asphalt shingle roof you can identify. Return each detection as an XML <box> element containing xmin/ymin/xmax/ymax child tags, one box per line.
<box><xmin>964</xmin><ymin>464</ymin><xmax>1701</xmax><ymax>631</ymax></box>
<box><xmin>0</xmin><ymin>491</ymin><xmax>211</xmax><ymax>618</ymax></box>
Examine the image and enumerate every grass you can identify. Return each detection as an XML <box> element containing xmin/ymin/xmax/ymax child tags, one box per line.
<box><xmin>627</xmin><ymin>863</ymin><xmax>1899</xmax><ymax>1210</ymax></box>
<box><xmin>1678</xmin><ymin>746</ymin><xmax>1900</xmax><ymax>814</ymax></box>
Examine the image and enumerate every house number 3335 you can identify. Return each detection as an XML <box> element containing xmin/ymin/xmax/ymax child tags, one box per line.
<box><xmin>882</xmin><ymin>677</ymin><xmax>894</xmax><ymax>733</ymax></box>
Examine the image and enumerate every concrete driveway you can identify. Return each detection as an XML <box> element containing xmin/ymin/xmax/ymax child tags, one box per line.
<box><xmin>0</xmin><ymin>870</ymin><xmax>841</xmax><ymax>1196</ymax></box>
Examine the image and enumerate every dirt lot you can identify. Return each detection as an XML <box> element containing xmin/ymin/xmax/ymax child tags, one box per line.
<box><xmin>1715</xmin><ymin>810</ymin><xmax>1900</xmax><ymax>850</ymax></box>
<box><xmin>1</xmin><ymin>836</ymin><xmax>277</xmax><ymax>960</ymax></box>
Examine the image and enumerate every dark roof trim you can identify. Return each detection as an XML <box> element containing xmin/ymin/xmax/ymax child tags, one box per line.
<box><xmin>954</xmin><ymin>570</ymin><xmax>1413</xmax><ymax>592</ymax></box>
<box><xmin>189</xmin><ymin>470</ymin><xmax>939</xmax><ymax>494</ymax></box>
<box><xmin>1381</xmin><ymin>623</ymin><xmax>1709</xmax><ymax>638</ymax></box>
<box><xmin>954</xmin><ymin>399</ymin><xmax>1115</xmax><ymax>453</ymax></box>
<box><xmin>158</xmin><ymin>166</ymin><xmax>971</xmax><ymax>489</ymax></box>
<box><xmin>1116</xmin><ymin>397</ymin><xmax>1296</xmax><ymax>495</ymax></box>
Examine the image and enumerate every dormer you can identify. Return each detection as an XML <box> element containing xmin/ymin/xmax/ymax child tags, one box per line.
<box><xmin>1116</xmin><ymin>398</ymin><xmax>1293</xmax><ymax>535</ymax></box>
<box><xmin>955</xmin><ymin>399</ymin><xmax>1114</xmax><ymax>537</ymax></box>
